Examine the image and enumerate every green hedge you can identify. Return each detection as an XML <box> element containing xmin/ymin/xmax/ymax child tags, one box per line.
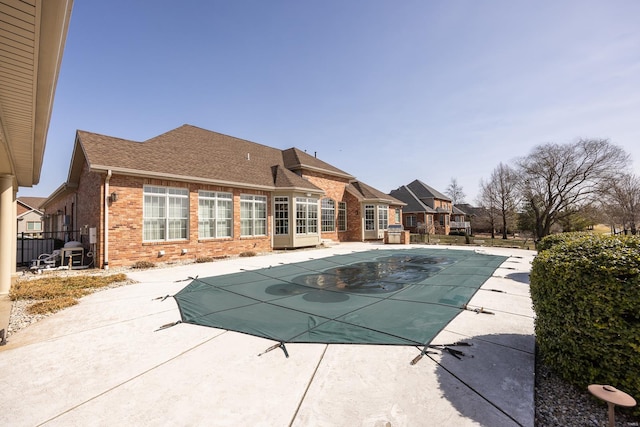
<box><xmin>536</xmin><ymin>231</ymin><xmax>594</xmax><ymax>252</ymax></box>
<box><xmin>530</xmin><ymin>234</ymin><xmax>640</xmax><ymax>414</ymax></box>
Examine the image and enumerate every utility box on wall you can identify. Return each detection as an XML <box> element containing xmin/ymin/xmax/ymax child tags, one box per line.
<box><xmin>89</xmin><ymin>227</ymin><xmax>97</xmax><ymax>244</ymax></box>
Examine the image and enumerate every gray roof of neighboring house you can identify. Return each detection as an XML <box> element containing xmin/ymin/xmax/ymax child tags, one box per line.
<box><xmin>388</xmin><ymin>185</ymin><xmax>435</xmax><ymax>213</ymax></box>
<box><xmin>452</xmin><ymin>205</ymin><xmax>466</xmax><ymax>215</ymax></box>
<box><xmin>405</xmin><ymin>179</ymin><xmax>451</xmax><ymax>202</ymax></box>
<box><xmin>456</xmin><ymin>203</ymin><xmax>485</xmax><ymax>217</ymax></box>
<box><xmin>73</xmin><ymin>125</ymin><xmax>360</xmax><ymax>193</ymax></box>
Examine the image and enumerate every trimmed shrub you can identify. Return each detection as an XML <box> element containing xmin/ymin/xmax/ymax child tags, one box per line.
<box><xmin>536</xmin><ymin>231</ymin><xmax>593</xmax><ymax>252</ymax></box>
<box><xmin>530</xmin><ymin>234</ymin><xmax>640</xmax><ymax>414</ymax></box>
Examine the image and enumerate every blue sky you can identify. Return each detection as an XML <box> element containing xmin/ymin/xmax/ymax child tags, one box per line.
<box><xmin>19</xmin><ymin>0</ymin><xmax>640</xmax><ymax>203</ymax></box>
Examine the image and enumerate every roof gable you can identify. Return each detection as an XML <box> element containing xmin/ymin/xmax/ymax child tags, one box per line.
<box><xmin>17</xmin><ymin>197</ymin><xmax>46</xmax><ymax>211</ymax></box>
<box><xmin>389</xmin><ymin>186</ymin><xmax>435</xmax><ymax>213</ymax></box>
<box><xmin>406</xmin><ymin>179</ymin><xmax>451</xmax><ymax>202</ymax></box>
<box><xmin>282</xmin><ymin>148</ymin><xmax>354</xmax><ymax>179</ymax></box>
<box><xmin>346</xmin><ymin>181</ymin><xmax>406</xmax><ymax>206</ymax></box>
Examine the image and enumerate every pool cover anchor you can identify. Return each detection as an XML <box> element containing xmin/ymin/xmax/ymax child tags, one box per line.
<box><xmin>258</xmin><ymin>342</ymin><xmax>290</xmax><ymax>358</ymax></box>
<box><xmin>411</xmin><ymin>341</ymin><xmax>473</xmax><ymax>365</ymax></box>
<box><xmin>462</xmin><ymin>304</ymin><xmax>494</xmax><ymax>315</ymax></box>
<box><xmin>410</xmin><ymin>347</ymin><xmax>439</xmax><ymax>365</ymax></box>
<box><xmin>155</xmin><ymin>320</ymin><xmax>182</xmax><ymax>332</ymax></box>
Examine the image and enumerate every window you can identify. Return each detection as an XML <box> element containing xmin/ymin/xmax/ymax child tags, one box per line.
<box><xmin>198</xmin><ymin>191</ymin><xmax>232</xmax><ymax>238</ymax></box>
<box><xmin>364</xmin><ymin>205</ymin><xmax>375</xmax><ymax>231</ymax></box>
<box><xmin>240</xmin><ymin>194</ymin><xmax>267</xmax><ymax>236</ymax></box>
<box><xmin>274</xmin><ymin>197</ymin><xmax>289</xmax><ymax>235</ymax></box>
<box><xmin>395</xmin><ymin>208</ymin><xmax>401</xmax><ymax>223</ymax></box>
<box><xmin>27</xmin><ymin>221</ymin><xmax>42</xmax><ymax>231</ymax></box>
<box><xmin>338</xmin><ymin>202</ymin><xmax>347</xmax><ymax>231</ymax></box>
<box><xmin>296</xmin><ymin>197</ymin><xmax>318</xmax><ymax>234</ymax></box>
<box><xmin>144</xmin><ymin>186</ymin><xmax>189</xmax><ymax>241</ymax></box>
<box><xmin>378</xmin><ymin>205</ymin><xmax>388</xmax><ymax>230</ymax></box>
<box><xmin>321</xmin><ymin>198</ymin><xmax>335</xmax><ymax>232</ymax></box>
<box><xmin>406</xmin><ymin>215</ymin><xmax>416</xmax><ymax>227</ymax></box>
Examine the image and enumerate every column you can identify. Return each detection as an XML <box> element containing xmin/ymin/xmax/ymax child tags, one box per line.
<box><xmin>0</xmin><ymin>175</ymin><xmax>15</xmax><ymax>295</ymax></box>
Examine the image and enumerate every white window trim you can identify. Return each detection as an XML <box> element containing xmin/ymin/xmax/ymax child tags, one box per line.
<box><xmin>274</xmin><ymin>196</ymin><xmax>289</xmax><ymax>235</ymax></box>
<box><xmin>143</xmin><ymin>185</ymin><xmax>189</xmax><ymax>242</ymax></box>
<box><xmin>296</xmin><ymin>197</ymin><xmax>318</xmax><ymax>235</ymax></box>
<box><xmin>338</xmin><ymin>201</ymin><xmax>347</xmax><ymax>232</ymax></box>
<box><xmin>321</xmin><ymin>198</ymin><xmax>336</xmax><ymax>232</ymax></box>
<box><xmin>198</xmin><ymin>190</ymin><xmax>233</xmax><ymax>239</ymax></box>
<box><xmin>240</xmin><ymin>194</ymin><xmax>267</xmax><ymax>237</ymax></box>
<box><xmin>378</xmin><ymin>205</ymin><xmax>389</xmax><ymax>230</ymax></box>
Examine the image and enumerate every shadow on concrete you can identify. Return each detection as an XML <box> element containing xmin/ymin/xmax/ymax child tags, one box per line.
<box><xmin>432</xmin><ymin>333</ymin><xmax>535</xmax><ymax>427</ymax></box>
<box><xmin>505</xmin><ymin>272</ymin><xmax>530</xmax><ymax>284</ymax></box>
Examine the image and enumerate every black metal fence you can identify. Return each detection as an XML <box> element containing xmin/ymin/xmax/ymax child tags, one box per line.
<box><xmin>16</xmin><ymin>230</ymin><xmax>81</xmax><ymax>267</ymax></box>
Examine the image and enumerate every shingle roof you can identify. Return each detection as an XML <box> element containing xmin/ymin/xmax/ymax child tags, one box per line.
<box><xmin>282</xmin><ymin>148</ymin><xmax>354</xmax><ymax>179</ymax></box>
<box><xmin>17</xmin><ymin>197</ymin><xmax>46</xmax><ymax>210</ymax></box>
<box><xmin>77</xmin><ymin>125</ymin><xmax>326</xmax><ymax>192</ymax></box>
<box><xmin>346</xmin><ymin>181</ymin><xmax>406</xmax><ymax>205</ymax></box>
<box><xmin>406</xmin><ymin>179</ymin><xmax>451</xmax><ymax>202</ymax></box>
<box><xmin>452</xmin><ymin>205</ymin><xmax>466</xmax><ymax>215</ymax></box>
<box><xmin>388</xmin><ymin>186</ymin><xmax>436</xmax><ymax>213</ymax></box>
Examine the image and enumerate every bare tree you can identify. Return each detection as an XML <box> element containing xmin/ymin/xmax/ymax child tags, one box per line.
<box><xmin>601</xmin><ymin>173</ymin><xmax>640</xmax><ymax>235</ymax></box>
<box><xmin>446</xmin><ymin>178</ymin><xmax>466</xmax><ymax>205</ymax></box>
<box><xmin>516</xmin><ymin>139</ymin><xmax>629</xmax><ymax>240</ymax></box>
<box><xmin>480</xmin><ymin>163</ymin><xmax>518</xmax><ymax>240</ymax></box>
<box><xmin>478</xmin><ymin>178</ymin><xmax>499</xmax><ymax>239</ymax></box>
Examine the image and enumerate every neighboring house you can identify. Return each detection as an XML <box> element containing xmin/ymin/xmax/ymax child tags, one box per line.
<box><xmin>457</xmin><ymin>203</ymin><xmax>491</xmax><ymax>234</ymax></box>
<box><xmin>451</xmin><ymin>205</ymin><xmax>472</xmax><ymax>235</ymax></box>
<box><xmin>16</xmin><ymin>197</ymin><xmax>46</xmax><ymax>235</ymax></box>
<box><xmin>41</xmin><ymin>125</ymin><xmax>405</xmax><ymax>269</ymax></box>
<box><xmin>389</xmin><ymin>180</ymin><xmax>456</xmax><ymax>235</ymax></box>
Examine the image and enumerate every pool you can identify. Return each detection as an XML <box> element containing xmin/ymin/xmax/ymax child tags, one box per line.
<box><xmin>173</xmin><ymin>248</ymin><xmax>507</xmax><ymax>349</ymax></box>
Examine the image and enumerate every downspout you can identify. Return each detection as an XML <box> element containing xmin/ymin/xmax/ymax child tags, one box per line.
<box><xmin>104</xmin><ymin>170</ymin><xmax>111</xmax><ymax>270</ymax></box>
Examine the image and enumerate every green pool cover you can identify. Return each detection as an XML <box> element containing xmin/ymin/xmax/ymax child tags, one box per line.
<box><xmin>173</xmin><ymin>248</ymin><xmax>507</xmax><ymax>348</ymax></box>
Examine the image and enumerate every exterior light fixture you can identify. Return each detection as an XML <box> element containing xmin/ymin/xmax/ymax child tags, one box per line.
<box><xmin>110</xmin><ymin>192</ymin><xmax>118</xmax><ymax>202</ymax></box>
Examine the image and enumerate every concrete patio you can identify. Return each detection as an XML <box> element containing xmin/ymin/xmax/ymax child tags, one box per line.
<box><xmin>0</xmin><ymin>242</ymin><xmax>536</xmax><ymax>426</ymax></box>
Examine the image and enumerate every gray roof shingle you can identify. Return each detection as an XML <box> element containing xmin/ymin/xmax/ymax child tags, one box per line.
<box><xmin>406</xmin><ymin>179</ymin><xmax>451</xmax><ymax>202</ymax></box>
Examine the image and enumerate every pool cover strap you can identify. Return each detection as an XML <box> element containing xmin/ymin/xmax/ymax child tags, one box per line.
<box><xmin>258</xmin><ymin>342</ymin><xmax>289</xmax><ymax>358</ymax></box>
<box><xmin>170</xmin><ymin>248</ymin><xmax>508</xmax><ymax>353</ymax></box>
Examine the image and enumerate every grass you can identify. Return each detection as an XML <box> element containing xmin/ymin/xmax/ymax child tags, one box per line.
<box><xmin>10</xmin><ymin>273</ymin><xmax>129</xmax><ymax>315</ymax></box>
<box><xmin>411</xmin><ymin>233</ymin><xmax>534</xmax><ymax>249</ymax></box>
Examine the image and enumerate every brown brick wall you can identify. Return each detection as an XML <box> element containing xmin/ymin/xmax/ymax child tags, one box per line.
<box><xmin>303</xmin><ymin>171</ymin><xmax>352</xmax><ymax>242</ymax></box>
<box><xmin>57</xmin><ymin>162</ymin><xmax>402</xmax><ymax>268</ymax></box>
<box><xmin>102</xmin><ymin>176</ymin><xmax>272</xmax><ymax>268</ymax></box>
<box><xmin>343</xmin><ymin>191</ymin><xmax>363</xmax><ymax>241</ymax></box>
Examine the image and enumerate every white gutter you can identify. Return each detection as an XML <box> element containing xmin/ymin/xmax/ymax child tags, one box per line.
<box><xmin>104</xmin><ymin>170</ymin><xmax>111</xmax><ymax>270</ymax></box>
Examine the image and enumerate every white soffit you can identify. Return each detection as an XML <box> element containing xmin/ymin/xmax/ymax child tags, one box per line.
<box><xmin>0</xmin><ymin>0</ymin><xmax>73</xmax><ymax>187</ymax></box>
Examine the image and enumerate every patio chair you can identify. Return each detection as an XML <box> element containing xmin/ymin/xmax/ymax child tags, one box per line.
<box><xmin>30</xmin><ymin>250</ymin><xmax>61</xmax><ymax>270</ymax></box>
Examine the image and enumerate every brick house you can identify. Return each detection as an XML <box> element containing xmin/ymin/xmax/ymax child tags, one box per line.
<box><xmin>389</xmin><ymin>180</ymin><xmax>455</xmax><ymax>235</ymax></box>
<box><xmin>41</xmin><ymin>125</ymin><xmax>405</xmax><ymax>268</ymax></box>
